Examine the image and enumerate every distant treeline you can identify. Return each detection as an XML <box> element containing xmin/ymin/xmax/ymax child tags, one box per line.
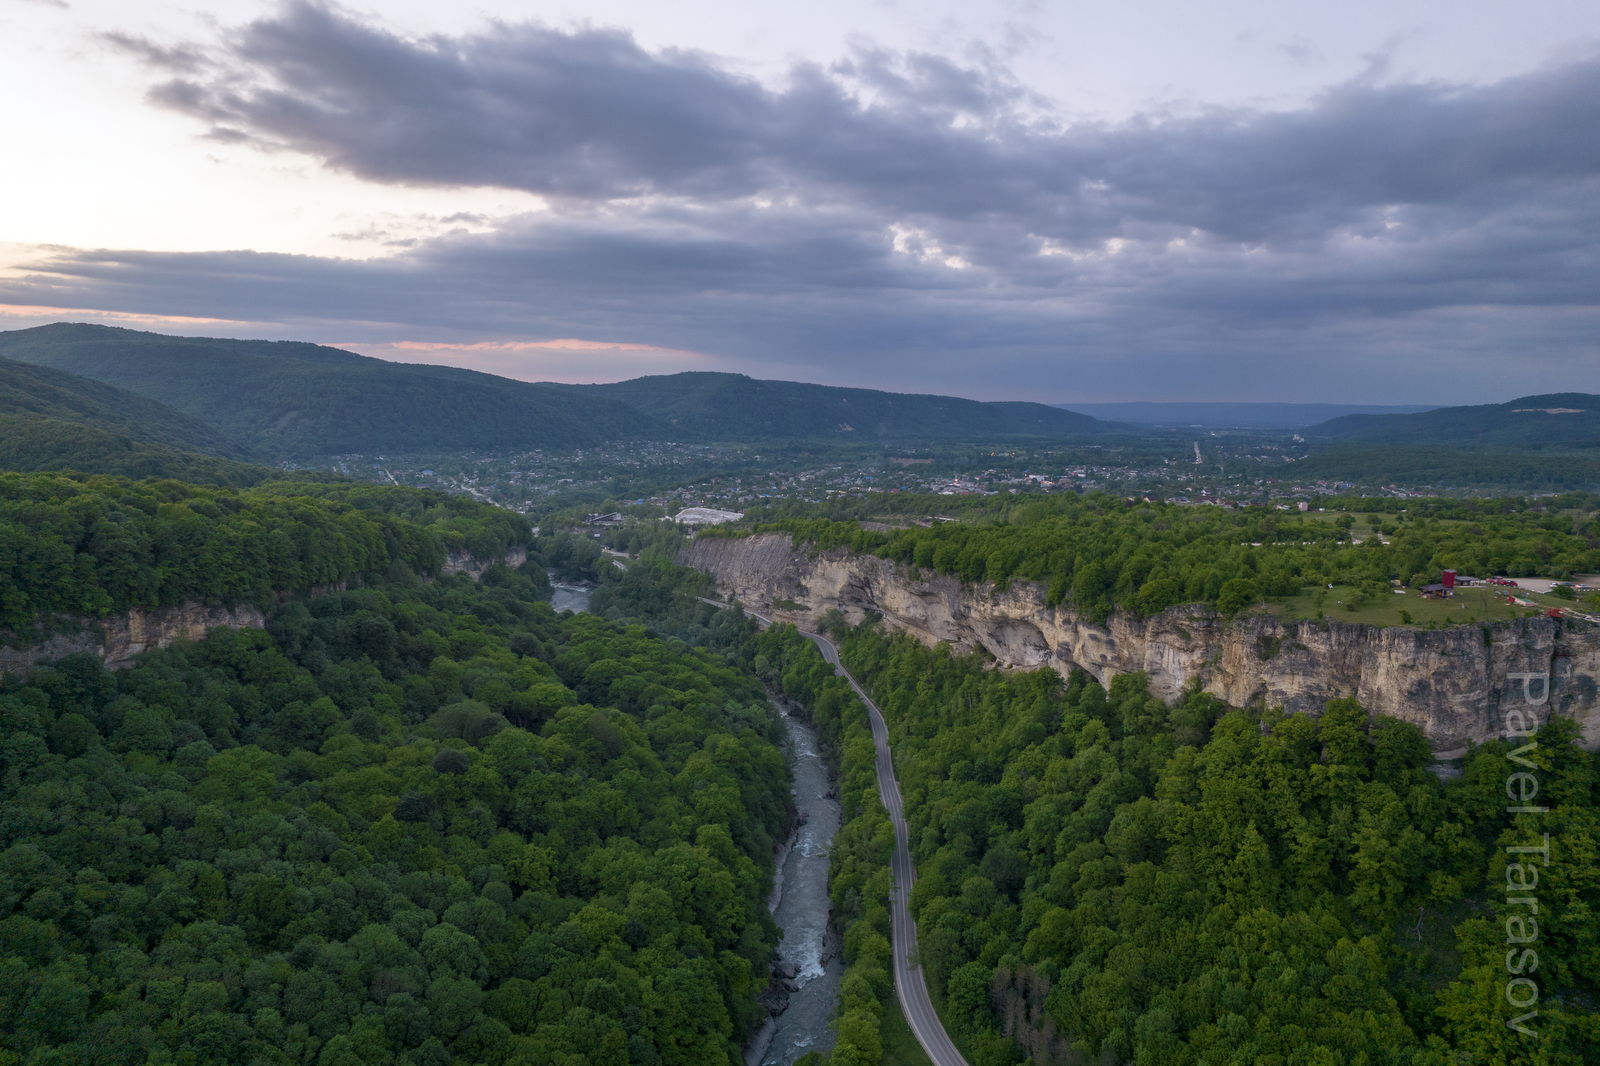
<box><xmin>1298</xmin><ymin>445</ymin><xmax>1600</xmax><ymax>493</ymax></box>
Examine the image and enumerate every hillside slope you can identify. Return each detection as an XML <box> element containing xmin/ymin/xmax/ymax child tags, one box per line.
<box><xmin>0</xmin><ymin>354</ymin><xmax>243</xmax><ymax>456</ymax></box>
<box><xmin>558</xmin><ymin>371</ymin><xmax>1117</xmax><ymax>439</ymax></box>
<box><xmin>0</xmin><ymin>323</ymin><xmax>676</xmax><ymax>457</ymax></box>
<box><xmin>1309</xmin><ymin>392</ymin><xmax>1600</xmax><ymax>448</ymax></box>
<box><xmin>0</xmin><ymin>414</ymin><xmax>294</xmax><ymax>486</ymax></box>
<box><xmin>0</xmin><ymin>353</ymin><xmax>304</xmax><ymax>483</ymax></box>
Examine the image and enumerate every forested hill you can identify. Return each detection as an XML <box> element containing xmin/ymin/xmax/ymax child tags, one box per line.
<box><xmin>0</xmin><ymin>356</ymin><xmax>241</xmax><ymax>457</ymax></box>
<box><xmin>554</xmin><ymin>371</ymin><xmax>1119</xmax><ymax>440</ymax></box>
<box><xmin>0</xmin><ymin>355</ymin><xmax>305</xmax><ymax>484</ymax></box>
<box><xmin>0</xmin><ymin>474</ymin><xmax>531</xmax><ymax>641</ymax></box>
<box><xmin>0</xmin><ymin>324</ymin><xmax>675</xmax><ymax>458</ymax></box>
<box><xmin>0</xmin><ymin>324</ymin><xmax>1123</xmax><ymax>456</ymax></box>
<box><xmin>1309</xmin><ymin>392</ymin><xmax>1600</xmax><ymax>449</ymax></box>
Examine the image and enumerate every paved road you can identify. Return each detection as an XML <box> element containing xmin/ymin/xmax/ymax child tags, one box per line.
<box><xmin>703</xmin><ymin>599</ymin><xmax>969</xmax><ymax>1066</ymax></box>
<box><xmin>803</xmin><ymin>630</ymin><xmax>970</xmax><ymax>1066</ymax></box>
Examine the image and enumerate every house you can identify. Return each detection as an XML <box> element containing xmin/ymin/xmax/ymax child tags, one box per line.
<box><xmin>584</xmin><ymin>512</ymin><xmax>626</xmax><ymax>527</ymax></box>
<box><xmin>1420</xmin><ymin>584</ymin><xmax>1450</xmax><ymax>599</ymax></box>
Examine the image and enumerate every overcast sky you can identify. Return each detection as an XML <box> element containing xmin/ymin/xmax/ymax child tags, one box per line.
<box><xmin>1</xmin><ymin>0</ymin><xmax>1596</xmax><ymax>402</ymax></box>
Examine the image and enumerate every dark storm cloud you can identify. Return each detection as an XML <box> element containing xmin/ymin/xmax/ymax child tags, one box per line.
<box><xmin>141</xmin><ymin>3</ymin><xmax>1600</xmax><ymax>243</ymax></box>
<box><xmin>30</xmin><ymin>2</ymin><xmax>1600</xmax><ymax>399</ymax></box>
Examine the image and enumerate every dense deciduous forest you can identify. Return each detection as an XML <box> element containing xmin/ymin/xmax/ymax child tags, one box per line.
<box><xmin>507</xmin><ymin>535</ymin><xmax>908</xmax><ymax>1066</ymax></box>
<box><xmin>0</xmin><ymin>357</ymin><xmax>243</xmax><ymax>459</ymax></box>
<box><xmin>5</xmin><ymin>465</ymin><xmax>1598</xmax><ymax>1066</ymax></box>
<box><xmin>726</xmin><ymin>494</ymin><xmax>1600</xmax><ymax>621</ymax></box>
<box><xmin>1</xmin><ymin>567</ymin><xmax>803</xmax><ymax>1065</ymax></box>
<box><xmin>1291</xmin><ymin>447</ymin><xmax>1600</xmax><ymax>494</ymax></box>
<box><xmin>0</xmin><ymin>475</ymin><xmax>532</xmax><ymax>641</ymax></box>
<box><xmin>830</xmin><ymin>622</ymin><xmax>1599</xmax><ymax>1064</ymax></box>
<box><xmin>0</xmin><ymin>468</ymin><xmax>919</xmax><ymax>1066</ymax></box>
<box><xmin>0</xmin><ymin>415</ymin><xmax>286</xmax><ymax>489</ymax></box>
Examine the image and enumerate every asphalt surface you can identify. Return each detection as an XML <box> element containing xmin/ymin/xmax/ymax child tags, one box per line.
<box><xmin>803</xmin><ymin>630</ymin><xmax>971</xmax><ymax>1066</ymax></box>
<box><xmin>703</xmin><ymin>599</ymin><xmax>970</xmax><ymax>1066</ymax></box>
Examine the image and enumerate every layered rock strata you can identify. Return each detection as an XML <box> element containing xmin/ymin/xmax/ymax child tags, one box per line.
<box><xmin>679</xmin><ymin>533</ymin><xmax>1600</xmax><ymax>752</ymax></box>
<box><xmin>0</xmin><ymin>602</ymin><xmax>268</xmax><ymax>674</ymax></box>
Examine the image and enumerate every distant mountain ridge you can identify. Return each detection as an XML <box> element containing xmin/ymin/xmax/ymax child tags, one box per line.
<box><xmin>1307</xmin><ymin>393</ymin><xmax>1600</xmax><ymax>448</ymax></box>
<box><xmin>0</xmin><ymin>323</ymin><xmax>673</xmax><ymax>458</ymax></box>
<box><xmin>0</xmin><ymin>324</ymin><xmax>1123</xmax><ymax>456</ymax></box>
<box><xmin>1056</xmin><ymin>401</ymin><xmax>1440</xmax><ymax>428</ymax></box>
<box><xmin>554</xmin><ymin>372</ymin><xmax>1119</xmax><ymax>441</ymax></box>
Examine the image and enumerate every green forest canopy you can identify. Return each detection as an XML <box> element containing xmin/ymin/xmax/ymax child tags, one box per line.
<box><xmin>0</xmin><ymin>356</ymin><xmax>242</xmax><ymax>458</ymax></box>
<box><xmin>832</xmin><ymin>620</ymin><xmax>1599</xmax><ymax>1064</ymax></box>
<box><xmin>569</xmin><ymin>548</ymin><xmax>1600</xmax><ymax>1063</ymax></box>
<box><xmin>729</xmin><ymin>494</ymin><xmax>1600</xmax><ymax>621</ymax></box>
<box><xmin>1</xmin><ymin>467</ymin><xmax>1597</xmax><ymax>1065</ymax></box>
<box><xmin>0</xmin><ymin>570</ymin><xmax>800</xmax><ymax>1066</ymax></box>
<box><xmin>0</xmin><ymin>474</ymin><xmax>531</xmax><ymax>641</ymax></box>
<box><xmin>0</xmin><ymin>415</ymin><xmax>286</xmax><ymax>489</ymax></box>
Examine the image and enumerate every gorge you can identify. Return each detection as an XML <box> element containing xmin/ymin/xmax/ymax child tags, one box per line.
<box><xmin>679</xmin><ymin>532</ymin><xmax>1600</xmax><ymax>754</ymax></box>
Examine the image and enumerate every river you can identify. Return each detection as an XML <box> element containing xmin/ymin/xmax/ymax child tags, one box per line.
<box><xmin>552</xmin><ymin>578</ymin><xmax>841</xmax><ymax>1060</ymax></box>
<box><xmin>751</xmin><ymin>704</ymin><xmax>843</xmax><ymax>1065</ymax></box>
<box><xmin>548</xmin><ymin>575</ymin><xmax>594</xmax><ymax>613</ymax></box>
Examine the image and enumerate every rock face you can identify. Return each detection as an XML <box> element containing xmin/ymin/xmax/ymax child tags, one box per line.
<box><xmin>443</xmin><ymin>546</ymin><xmax>529</xmax><ymax>580</ymax></box>
<box><xmin>679</xmin><ymin>533</ymin><xmax>1600</xmax><ymax>753</ymax></box>
<box><xmin>2</xmin><ymin>546</ymin><xmax>533</xmax><ymax>674</ymax></box>
<box><xmin>0</xmin><ymin>602</ymin><xmax>268</xmax><ymax>674</ymax></box>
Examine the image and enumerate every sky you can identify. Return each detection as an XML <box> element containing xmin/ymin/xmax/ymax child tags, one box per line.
<box><xmin>1</xmin><ymin>0</ymin><xmax>1597</xmax><ymax>403</ymax></box>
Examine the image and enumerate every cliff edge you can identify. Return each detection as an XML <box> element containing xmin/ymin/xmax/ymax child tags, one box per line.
<box><xmin>678</xmin><ymin>533</ymin><xmax>1600</xmax><ymax>753</ymax></box>
<box><xmin>2</xmin><ymin>547</ymin><xmax>533</xmax><ymax>675</ymax></box>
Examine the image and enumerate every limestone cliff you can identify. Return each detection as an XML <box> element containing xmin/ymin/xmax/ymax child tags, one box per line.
<box><xmin>443</xmin><ymin>545</ymin><xmax>529</xmax><ymax>580</ymax></box>
<box><xmin>678</xmin><ymin>533</ymin><xmax>1600</xmax><ymax>753</ymax></box>
<box><xmin>2</xmin><ymin>546</ymin><xmax>532</xmax><ymax>674</ymax></box>
<box><xmin>0</xmin><ymin>602</ymin><xmax>268</xmax><ymax>674</ymax></box>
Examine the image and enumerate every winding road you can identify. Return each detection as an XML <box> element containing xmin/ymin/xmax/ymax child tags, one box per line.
<box><xmin>706</xmin><ymin>599</ymin><xmax>970</xmax><ymax>1066</ymax></box>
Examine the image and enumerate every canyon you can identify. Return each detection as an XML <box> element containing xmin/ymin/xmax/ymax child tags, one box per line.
<box><xmin>679</xmin><ymin>533</ymin><xmax>1600</xmax><ymax>754</ymax></box>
